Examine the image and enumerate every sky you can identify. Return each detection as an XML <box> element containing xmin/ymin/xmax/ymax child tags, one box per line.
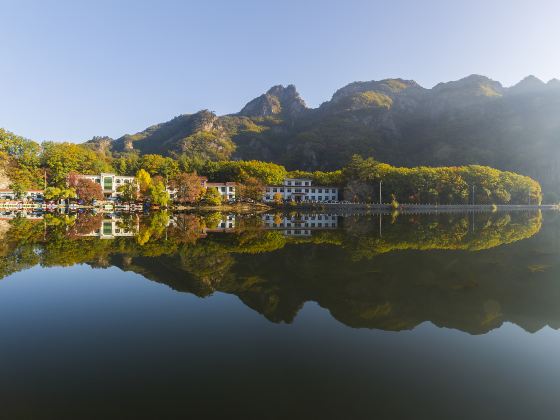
<box><xmin>1</xmin><ymin>0</ymin><xmax>560</xmax><ymax>141</ymax></box>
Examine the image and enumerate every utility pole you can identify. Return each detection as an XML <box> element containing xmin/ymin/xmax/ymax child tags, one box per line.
<box><xmin>472</xmin><ymin>185</ymin><xmax>475</xmax><ymax>206</ymax></box>
<box><xmin>379</xmin><ymin>180</ymin><xmax>382</xmax><ymax>205</ymax></box>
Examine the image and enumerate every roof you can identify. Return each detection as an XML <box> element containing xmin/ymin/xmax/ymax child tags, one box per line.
<box><xmin>80</xmin><ymin>173</ymin><xmax>135</xmax><ymax>178</ymax></box>
<box><xmin>265</xmin><ymin>185</ymin><xmax>338</xmax><ymax>189</ymax></box>
<box><xmin>0</xmin><ymin>189</ymin><xmax>44</xmax><ymax>193</ymax></box>
<box><xmin>206</xmin><ymin>182</ymin><xmax>237</xmax><ymax>186</ymax></box>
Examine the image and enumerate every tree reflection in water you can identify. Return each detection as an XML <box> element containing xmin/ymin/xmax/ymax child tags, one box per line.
<box><xmin>0</xmin><ymin>209</ymin><xmax>557</xmax><ymax>335</ymax></box>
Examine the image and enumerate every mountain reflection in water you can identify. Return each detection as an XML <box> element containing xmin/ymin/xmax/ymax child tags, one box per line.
<box><xmin>0</xmin><ymin>209</ymin><xmax>557</xmax><ymax>335</ymax></box>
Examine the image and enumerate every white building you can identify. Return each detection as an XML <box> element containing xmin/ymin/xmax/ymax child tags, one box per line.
<box><xmin>80</xmin><ymin>217</ymin><xmax>139</xmax><ymax>239</ymax></box>
<box><xmin>79</xmin><ymin>173</ymin><xmax>136</xmax><ymax>199</ymax></box>
<box><xmin>263</xmin><ymin>178</ymin><xmax>338</xmax><ymax>203</ymax></box>
<box><xmin>262</xmin><ymin>213</ymin><xmax>338</xmax><ymax>236</ymax></box>
<box><xmin>206</xmin><ymin>182</ymin><xmax>236</xmax><ymax>201</ymax></box>
<box><xmin>205</xmin><ymin>214</ymin><xmax>236</xmax><ymax>232</ymax></box>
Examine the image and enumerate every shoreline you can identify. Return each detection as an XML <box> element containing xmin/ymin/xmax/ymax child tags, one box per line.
<box><xmin>0</xmin><ymin>202</ymin><xmax>557</xmax><ymax>213</ymax></box>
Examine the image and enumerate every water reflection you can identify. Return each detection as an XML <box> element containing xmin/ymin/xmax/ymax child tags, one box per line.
<box><xmin>1</xmin><ymin>209</ymin><xmax>557</xmax><ymax>334</ymax></box>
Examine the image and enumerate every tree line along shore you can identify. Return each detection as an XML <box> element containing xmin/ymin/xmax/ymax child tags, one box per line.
<box><xmin>0</xmin><ymin>128</ymin><xmax>544</xmax><ymax>208</ymax></box>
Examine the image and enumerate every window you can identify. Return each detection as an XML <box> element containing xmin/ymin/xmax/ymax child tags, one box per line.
<box><xmin>318</xmin><ymin>189</ymin><xmax>322</xmax><ymax>193</ymax></box>
<box><xmin>273</xmin><ymin>188</ymin><xmax>277</xmax><ymax>192</ymax></box>
<box><xmin>103</xmin><ymin>177</ymin><xmax>113</xmax><ymax>191</ymax></box>
<box><xmin>280</xmin><ymin>188</ymin><xmax>284</xmax><ymax>192</ymax></box>
<box><xmin>311</xmin><ymin>189</ymin><xmax>315</xmax><ymax>193</ymax></box>
<box><xmin>305</xmin><ymin>189</ymin><xmax>309</xmax><ymax>193</ymax></box>
<box><xmin>221</xmin><ymin>187</ymin><xmax>226</xmax><ymax>192</ymax></box>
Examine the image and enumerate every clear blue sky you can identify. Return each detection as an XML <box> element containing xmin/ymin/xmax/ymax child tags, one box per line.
<box><xmin>2</xmin><ymin>0</ymin><xmax>559</xmax><ymax>141</ymax></box>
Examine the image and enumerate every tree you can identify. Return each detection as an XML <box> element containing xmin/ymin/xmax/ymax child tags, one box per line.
<box><xmin>117</xmin><ymin>182</ymin><xmax>139</xmax><ymax>202</ymax></box>
<box><xmin>170</xmin><ymin>172</ymin><xmax>205</xmax><ymax>204</ymax></box>
<box><xmin>203</xmin><ymin>187</ymin><xmax>222</xmax><ymax>206</ymax></box>
<box><xmin>44</xmin><ymin>187</ymin><xmax>76</xmax><ymax>202</ymax></box>
<box><xmin>148</xmin><ymin>181</ymin><xmax>170</xmax><ymax>207</ymax></box>
<box><xmin>273</xmin><ymin>192</ymin><xmax>283</xmax><ymax>204</ymax></box>
<box><xmin>136</xmin><ymin>169</ymin><xmax>152</xmax><ymax>197</ymax></box>
<box><xmin>237</xmin><ymin>177</ymin><xmax>263</xmax><ymax>201</ymax></box>
<box><xmin>9</xmin><ymin>181</ymin><xmax>28</xmax><ymax>199</ymax></box>
<box><xmin>139</xmin><ymin>154</ymin><xmax>179</xmax><ymax>178</ymax></box>
<box><xmin>41</xmin><ymin>142</ymin><xmax>111</xmax><ymax>187</ymax></box>
<box><xmin>75</xmin><ymin>178</ymin><xmax>103</xmax><ymax>203</ymax></box>
<box><xmin>0</xmin><ymin>129</ymin><xmax>41</xmax><ymax>167</ymax></box>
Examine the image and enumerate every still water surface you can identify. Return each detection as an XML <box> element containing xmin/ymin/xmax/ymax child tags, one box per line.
<box><xmin>1</xmin><ymin>210</ymin><xmax>559</xmax><ymax>419</ymax></box>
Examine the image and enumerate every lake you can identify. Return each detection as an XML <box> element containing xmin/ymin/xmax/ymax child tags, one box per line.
<box><xmin>1</xmin><ymin>210</ymin><xmax>559</xmax><ymax>419</ymax></box>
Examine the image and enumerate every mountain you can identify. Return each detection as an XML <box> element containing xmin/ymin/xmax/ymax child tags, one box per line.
<box><xmin>239</xmin><ymin>84</ymin><xmax>307</xmax><ymax>118</ymax></box>
<box><xmin>86</xmin><ymin>74</ymin><xmax>560</xmax><ymax>196</ymax></box>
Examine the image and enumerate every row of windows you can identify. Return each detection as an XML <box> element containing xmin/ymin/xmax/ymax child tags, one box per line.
<box><xmin>265</xmin><ymin>196</ymin><xmax>337</xmax><ymax>201</ymax></box>
<box><xmin>268</xmin><ymin>222</ymin><xmax>337</xmax><ymax>228</ymax></box>
<box><xmin>216</xmin><ymin>186</ymin><xmax>235</xmax><ymax>192</ymax></box>
<box><xmin>267</xmin><ymin>187</ymin><xmax>337</xmax><ymax>193</ymax></box>
<box><xmin>93</xmin><ymin>178</ymin><xmax>132</xmax><ymax>185</ymax></box>
<box><xmin>264</xmin><ymin>215</ymin><xmax>336</xmax><ymax>221</ymax></box>
<box><xmin>285</xmin><ymin>180</ymin><xmax>311</xmax><ymax>186</ymax></box>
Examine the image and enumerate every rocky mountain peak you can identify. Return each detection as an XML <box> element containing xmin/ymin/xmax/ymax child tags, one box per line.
<box><xmin>239</xmin><ymin>84</ymin><xmax>307</xmax><ymax>118</ymax></box>
<box><xmin>432</xmin><ymin>74</ymin><xmax>504</xmax><ymax>97</ymax></box>
<box><xmin>329</xmin><ymin>78</ymin><xmax>422</xmax><ymax>103</ymax></box>
<box><xmin>508</xmin><ymin>75</ymin><xmax>546</xmax><ymax>95</ymax></box>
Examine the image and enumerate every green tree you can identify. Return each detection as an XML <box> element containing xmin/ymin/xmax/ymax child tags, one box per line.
<box><xmin>149</xmin><ymin>181</ymin><xmax>170</xmax><ymax>207</ymax></box>
<box><xmin>41</xmin><ymin>142</ymin><xmax>111</xmax><ymax>187</ymax></box>
<box><xmin>117</xmin><ymin>182</ymin><xmax>139</xmax><ymax>202</ymax></box>
<box><xmin>9</xmin><ymin>181</ymin><xmax>28</xmax><ymax>199</ymax></box>
<box><xmin>203</xmin><ymin>187</ymin><xmax>222</xmax><ymax>206</ymax></box>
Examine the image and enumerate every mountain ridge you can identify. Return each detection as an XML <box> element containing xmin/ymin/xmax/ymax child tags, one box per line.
<box><xmin>85</xmin><ymin>74</ymin><xmax>560</xmax><ymax>196</ymax></box>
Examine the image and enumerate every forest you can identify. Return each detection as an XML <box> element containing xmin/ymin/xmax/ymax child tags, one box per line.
<box><xmin>0</xmin><ymin>128</ymin><xmax>543</xmax><ymax>204</ymax></box>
